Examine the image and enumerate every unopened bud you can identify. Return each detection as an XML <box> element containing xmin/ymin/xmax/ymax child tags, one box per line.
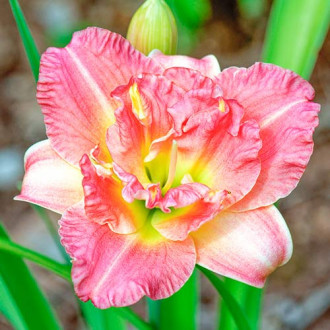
<box><xmin>127</xmin><ymin>0</ymin><xmax>177</xmax><ymax>55</ymax></box>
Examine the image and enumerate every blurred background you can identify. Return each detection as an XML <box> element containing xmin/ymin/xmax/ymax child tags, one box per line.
<box><xmin>0</xmin><ymin>0</ymin><xmax>329</xmax><ymax>329</ymax></box>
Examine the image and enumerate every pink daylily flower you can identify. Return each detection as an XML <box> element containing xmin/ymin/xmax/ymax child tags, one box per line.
<box><xmin>16</xmin><ymin>27</ymin><xmax>319</xmax><ymax>309</ymax></box>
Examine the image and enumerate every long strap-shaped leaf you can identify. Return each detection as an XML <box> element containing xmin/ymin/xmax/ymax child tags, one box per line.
<box><xmin>197</xmin><ymin>266</ymin><xmax>251</xmax><ymax>330</ymax></box>
<box><xmin>0</xmin><ymin>235</ymin><xmax>153</xmax><ymax>330</ymax></box>
<box><xmin>262</xmin><ymin>0</ymin><xmax>330</xmax><ymax>79</ymax></box>
<box><xmin>9</xmin><ymin>0</ymin><xmax>40</xmax><ymax>82</ymax></box>
<box><xmin>0</xmin><ymin>224</ymin><xmax>61</xmax><ymax>330</ymax></box>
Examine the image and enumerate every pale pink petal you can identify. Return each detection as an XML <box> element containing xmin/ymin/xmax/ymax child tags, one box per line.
<box><xmin>59</xmin><ymin>202</ymin><xmax>196</xmax><ymax>308</ymax></box>
<box><xmin>38</xmin><ymin>27</ymin><xmax>162</xmax><ymax>165</ymax></box>
<box><xmin>152</xmin><ymin>183</ymin><xmax>228</xmax><ymax>241</ymax></box>
<box><xmin>192</xmin><ymin>206</ymin><xmax>292</xmax><ymax>287</ymax></box>
<box><xmin>171</xmin><ymin>95</ymin><xmax>261</xmax><ymax>208</ymax></box>
<box><xmin>15</xmin><ymin>140</ymin><xmax>83</xmax><ymax>214</ymax></box>
<box><xmin>217</xmin><ymin>63</ymin><xmax>320</xmax><ymax>210</ymax></box>
<box><xmin>149</xmin><ymin>49</ymin><xmax>221</xmax><ymax>77</ymax></box>
<box><xmin>107</xmin><ymin>74</ymin><xmax>183</xmax><ymax>183</ymax></box>
<box><xmin>80</xmin><ymin>155</ymin><xmax>146</xmax><ymax>234</ymax></box>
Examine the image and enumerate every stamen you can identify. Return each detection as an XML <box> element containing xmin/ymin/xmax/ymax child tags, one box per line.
<box><xmin>162</xmin><ymin>140</ymin><xmax>178</xmax><ymax>193</ymax></box>
<box><xmin>129</xmin><ymin>83</ymin><xmax>146</xmax><ymax>121</ymax></box>
<box><xmin>219</xmin><ymin>98</ymin><xmax>226</xmax><ymax>113</ymax></box>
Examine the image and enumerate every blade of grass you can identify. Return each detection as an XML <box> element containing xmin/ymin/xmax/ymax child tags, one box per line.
<box><xmin>262</xmin><ymin>0</ymin><xmax>330</xmax><ymax>79</ymax></box>
<box><xmin>9</xmin><ymin>0</ymin><xmax>40</xmax><ymax>82</ymax></box>
<box><xmin>0</xmin><ymin>224</ymin><xmax>61</xmax><ymax>329</ymax></box>
<box><xmin>147</xmin><ymin>269</ymin><xmax>199</xmax><ymax>329</ymax></box>
<box><xmin>197</xmin><ymin>266</ymin><xmax>251</xmax><ymax>330</ymax></box>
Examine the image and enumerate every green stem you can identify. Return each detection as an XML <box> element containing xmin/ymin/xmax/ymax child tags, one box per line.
<box><xmin>219</xmin><ymin>278</ymin><xmax>262</xmax><ymax>330</ymax></box>
<box><xmin>147</xmin><ymin>299</ymin><xmax>161</xmax><ymax>328</ymax></box>
<box><xmin>197</xmin><ymin>266</ymin><xmax>251</xmax><ymax>330</ymax></box>
<box><xmin>31</xmin><ymin>205</ymin><xmax>70</xmax><ymax>263</ymax></box>
<box><xmin>0</xmin><ymin>237</ymin><xmax>71</xmax><ymax>280</ymax></box>
<box><xmin>147</xmin><ymin>269</ymin><xmax>199</xmax><ymax>329</ymax></box>
<box><xmin>115</xmin><ymin>307</ymin><xmax>154</xmax><ymax>330</ymax></box>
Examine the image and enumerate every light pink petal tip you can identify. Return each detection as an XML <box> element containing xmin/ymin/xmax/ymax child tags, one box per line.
<box><xmin>217</xmin><ymin>63</ymin><xmax>320</xmax><ymax>211</ymax></box>
<box><xmin>15</xmin><ymin>140</ymin><xmax>83</xmax><ymax>214</ymax></box>
<box><xmin>149</xmin><ymin>49</ymin><xmax>221</xmax><ymax>78</ymax></box>
<box><xmin>38</xmin><ymin>27</ymin><xmax>162</xmax><ymax>166</ymax></box>
<box><xmin>192</xmin><ymin>206</ymin><xmax>293</xmax><ymax>287</ymax></box>
<box><xmin>59</xmin><ymin>202</ymin><xmax>196</xmax><ymax>308</ymax></box>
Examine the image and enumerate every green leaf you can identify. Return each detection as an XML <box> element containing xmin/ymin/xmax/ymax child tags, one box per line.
<box><xmin>147</xmin><ymin>269</ymin><xmax>199</xmax><ymax>329</ymax></box>
<box><xmin>0</xmin><ymin>278</ymin><xmax>28</xmax><ymax>329</ymax></box>
<box><xmin>197</xmin><ymin>266</ymin><xmax>251</xmax><ymax>330</ymax></box>
<box><xmin>0</xmin><ymin>224</ymin><xmax>61</xmax><ymax>330</ymax></box>
<box><xmin>9</xmin><ymin>0</ymin><xmax>40</xmax><ymax>82</ymax></box>
<box><xmin>0</xmin><ymin>234</ymin><xmax>71</xmax><ymax>281</ymax></box>
<box><xmin>262</xmin><ymin>0</ymin><xmax>330</xmax><ymax>79</ymax></box>
<box><xmin>0</xmin><ymin>232</ymin><xmax>152</xmax><ymax>329</ymax></box>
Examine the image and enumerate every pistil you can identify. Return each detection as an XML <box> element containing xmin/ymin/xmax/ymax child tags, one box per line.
<box><xmin>162</xmin><ymin>140</ymin><xmax>178</xmax><ymax>193</ymax></box>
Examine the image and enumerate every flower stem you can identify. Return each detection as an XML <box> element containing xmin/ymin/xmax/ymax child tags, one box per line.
<box><xmin>218</xmin><ymin>278</ymin><xmax>262</xmax><ymax>330</ymax></box>
<box><xmin>197</xmin><ymin>266</ymin><xmax>251</xmax><ymax>330</ymax></box>
<box><xmin>147</xmin><ymin>269</ymin><xmax>199</xmax><ymax>329</ymax></box>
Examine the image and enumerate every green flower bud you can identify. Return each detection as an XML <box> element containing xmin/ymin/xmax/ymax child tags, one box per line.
<box><xmin>127</xmin><ymin>0</ymin><xmax>178</xmax><ymax>55</ymax></box>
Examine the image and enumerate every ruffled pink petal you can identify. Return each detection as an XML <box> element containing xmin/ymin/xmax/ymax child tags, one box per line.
<box><xmin>15</xmin><ymin>140</ymin><xmax>83</xmax><ymax>214</ymax></box>
<box><xmin>80</xmin><ymin>155</ymin><xmax>146</xmax><ymax>234</ymax></box>
<box><xmin>59</xmin><ymin>202</ymin><xmax>196</xmax><ymax>308</ymax></box>
<box><xmin>152</xmin><ymin>183</ymin><xmax>228</xmax><ymax>241</ymax></box>
<box><xmin>107</xmin><ymin>74</ymin><xmax>183</xmax><ymax>182</ymax></box>
<box><xmin>171</xmin><ymin>95</ymin><xmax>261</xmax><ymax>207</ymax></box>
<box><xmin>192</xmin><ymin>206</ymin><xmax>292</xmax><ymax>287</ymax></box>
<box><xmin>149</xmin><ymin>49</ymin><xmax>221</xmax><ymax>77</ymax></box>
<box><xmin>217</xmin><ymin>63</ymin><xmax>320</xmax><ymax>210</ymax></box>
<box><xmin>38</xmin><ymin>27</ymin><xmax>162</xmax><ymax>166</ymax></box>
<box><xmin>163</xmin><ymin>67</ymin><xmax>222</xmax><ymax>96</ymax></box>
<box><xmin>112</xmin><ymin>163</ymin><xmax>162</xmax><ymax>209</ymax></box>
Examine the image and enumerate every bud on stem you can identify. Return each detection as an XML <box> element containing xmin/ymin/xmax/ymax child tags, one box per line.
<box><xmin>127</xmin><ymin>0</ymin><xmax>178</xmax><ymax>55</ymax></box>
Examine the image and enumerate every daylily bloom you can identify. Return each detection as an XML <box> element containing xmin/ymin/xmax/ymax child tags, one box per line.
<box><xmin>16</xmin><ymin>27</ymin><xmax>319</xmax><ymax>309</ymax></box>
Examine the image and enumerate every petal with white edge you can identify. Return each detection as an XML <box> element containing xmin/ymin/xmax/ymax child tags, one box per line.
<box><xmin>15</xmin><ymin>140</ymin><xmax>83</xmax><ymax>214</ymax></box>
<box><xmin>192</xmin><ymin>206</ymin><xmax>293</xmax><ymax>287</ymax></box>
